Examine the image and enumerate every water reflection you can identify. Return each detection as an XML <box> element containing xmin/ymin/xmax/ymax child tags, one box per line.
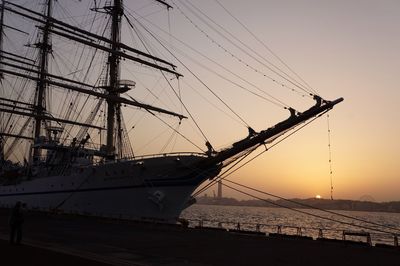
<box><xmin>181</xmin><ymin>204</ymin><xmax>400</xmax><ymax>245</ymax></box>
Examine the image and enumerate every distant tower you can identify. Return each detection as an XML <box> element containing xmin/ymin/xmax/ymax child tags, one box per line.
<box><xmin>217</xmin><ymin>180</ymin><xmax>222</xmax><ymax>198</ymax></box>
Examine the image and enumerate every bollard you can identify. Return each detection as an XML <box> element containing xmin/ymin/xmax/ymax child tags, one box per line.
<box><xmin>367</xmin><ymin>234</ymin><xmax>372</xmax><ymax>246</ymax></box>
<box><xmin>256</xmin><ymin>224</ymin><xmax>260</xmax><ymax>232</ymax></box>
<box><xmin>297</xmin><ymin>227</ymin><xmax>302</xmax><ymax>236</ymax></box>
<box><xmin>237</xmin><ymin>222</ymin><xmax>241</xmax><ymax>230</ymax></box>
<box><xmin>318</xmin><ymin>229</ymin><xmax>323</xmax><ymax>238</ymax></box>
<box><xmin>394</xmin><ymin>235</ymin><xmax>398</xmax><ymax>247</ymax></box>
<box><xmin>277</xmin><ymin>225</ymin><xmax>282</xmax><ymax>234</ymax></box>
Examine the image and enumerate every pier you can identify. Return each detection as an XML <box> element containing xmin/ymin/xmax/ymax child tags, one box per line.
<box><xmin>0</xmin><ymin>209</ymin><xmax>399</xmax><ymax>266</ymax></box>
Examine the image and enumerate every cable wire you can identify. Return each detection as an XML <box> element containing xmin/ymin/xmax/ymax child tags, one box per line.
<box><xmin>194</xmin><ymin>111</ymin><xmax>327</xmax><ymax>197</ymax></box>
<box><xmin>326</xmin><ymin>113</ymin><xmax>334</xmax><ymax>200</ymax></box>
<box><xmin>223</xmin><ymin>182</ymin><xmax>397</xmax><ymax>235</ymax></box>
<box><xmin>181</xmin><ymin>0</ymin><xmax>312</xmax><ymax>95</ymax></box>
<box><xmin>125</xmin><ymin>9</ymin><xmax>253</xmax><ymax>136</ymax></box>
<box><xmin>172</xmin><ymin>0</ymin><xmax>313</xmax><ymax>98</ymax></box>
<box><xmin>125</xmin><ymin>7</ymin><xmax>291</xmax><ymax>109</ymax></box>
<box><xmin>214</xmin><ymin>0</ymin><xmax>319</xmax><ymax>96</ymax></box>
<box><xmin>225</xmin><ymin>179</ymin><xmax>400</xmax><ymax>234</ymax></box>
<box><xmin>124</xmin><ymin>11</ymin><xmax>213</xmax><ymax>144</ymax></box>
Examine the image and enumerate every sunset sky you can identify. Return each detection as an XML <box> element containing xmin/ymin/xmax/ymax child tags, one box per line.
<box><xmin>223</xmin><ymin>0</ymin><xmax>400</xmax><ymax>202</ymax></box>
<box><xmin>4</xmin><ymin>0</ymin><xmax>400</xmax><ymax>202</ymax></box>
<box><xmin>156</xmin><ymin>0</ymin><xmax>400</xmax><ymax>202</ymax></box>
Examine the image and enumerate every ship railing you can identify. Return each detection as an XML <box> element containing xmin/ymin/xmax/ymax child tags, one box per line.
<box><xmin>185</xmin><ymin>218</ymin><xmax>399</xmax><ymax>247</ymax></box>
<box><xmin>37</xmin><ymin>152</ymin><xmax>208</xmax><ymax>168</ymax></box>
<box><xmin>95</xmin><ymin>152</ymin><xmax>207</xmax><ymax>165</ymax></box>
<box><xmin>129</xmin><ymin>152</ymin><xmax>207</xmax><ymax>160</ymax></box>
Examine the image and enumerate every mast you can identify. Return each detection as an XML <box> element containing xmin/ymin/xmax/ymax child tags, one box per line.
<box><xmin>33</xmin><ymin>0</ymin><xmax>52</xmax><ymax>160</ymax></box>
<box><xmin>0</xmin><ymin>0</ymin><xmax>5</xmax><ymax>162</ymax></box>
<box><xmin>106</xmin><ymin>0</ymin><xmax>123</xmax><ymax>159</ymax></box>
<box><xmin>0</xmin><ymin>0</ymin><xmax>4</xmax><ymax>81</ymax></box>
<box><xmin>0</xmin><ymin>0</ymin><xmax>186</xmax><ymax>158</ymax></box>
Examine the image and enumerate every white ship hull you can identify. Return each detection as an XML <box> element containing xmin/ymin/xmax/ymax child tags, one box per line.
<box><xmin>0</xmin><ymin>154</ymin><xmax>221</xmax><ymax>223</ymax></box>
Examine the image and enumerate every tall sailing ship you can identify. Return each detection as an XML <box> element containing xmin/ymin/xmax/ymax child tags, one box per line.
<box><xmin>0</xmin><ymin>0</ymin><xmax>342</xmax><ymax>222</ymax></box>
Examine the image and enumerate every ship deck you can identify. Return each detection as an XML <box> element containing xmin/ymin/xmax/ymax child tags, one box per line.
<box><xmin>0</xmin><ymin>208</ymin><xmax>399</xmax><ymax>266</ymax></box>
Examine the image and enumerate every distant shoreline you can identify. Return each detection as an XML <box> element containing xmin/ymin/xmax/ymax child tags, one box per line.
<box><xmin>195</xmin><ymin>196</ymin><xmax>400</xmax><ymax>214</ymax></box>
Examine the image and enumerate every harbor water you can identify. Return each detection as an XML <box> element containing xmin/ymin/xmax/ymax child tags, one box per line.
<box><xmin>182</xmin><ymin>204</ymin><xmax>400</xmax><ymax>246</ymax></box>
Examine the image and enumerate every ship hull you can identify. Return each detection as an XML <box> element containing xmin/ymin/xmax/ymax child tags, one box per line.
<box><xmin>0</xmin><ymin>154</ymin><xmax>221</xmax><ymax>222</ymax></box>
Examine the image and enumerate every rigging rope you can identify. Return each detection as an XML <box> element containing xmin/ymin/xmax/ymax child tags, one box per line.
<box><xmin>180</xmin><ymin>0</ymin><xmax>312</xmax><ymax>96</ymax></box>
<box><xmin>125</xmin><ymin>95</ymin><xmax>205</xmax><ymax>153</ymax></box>
<box><xmin>124</xmin><ymin>12</ymin><xmax>213</xmax><ymax>144</ymax></box>
<box><xmin>132</xmin><ymin>13</ymin><xmax>251</xmax><ymax>128</ymax></box>
<box><xmin>193</xmin><ymin>145</ymin><xmax>258</xmax><ymax>197</ymax></box>
<box><xmin>124</xmin><ymin>10</ymin><xmax>253</xmax><ymax>143</ymax></box>
<box><xmin>214</xmin><ymin>0</ymin><xmax>319</xmax><ymax>96</ymax></box>
<box><xmin>172</xmin><ymin>0</ymin><xmax>313</xmax><ymax>98</ymax></box>
<box><xmin>180</xmin><ymin>79</ymin><xmax>243</xmax><ymax>126</ymax></box>
<box><xmin>124</xmin><ymin>8</ymin><xmax>290</xmax><ymax>110</ymax></box>
<box><xmin>327</xmin><ymin>113</ymin><xmax>334</xmax><ymax>200</ymax></box>
<box><xmin>54</xmin><ymin>2</ymin><xmax>108</xmax><ymax>142</ymax></box>
<box><xmin>160</xmin><ymin>121</ymin><xmax>180</xmax><ymax>153</ymax></box>
<box><xmin>165</xmin><ymin>42</ymin><xmax>288</xmax><ymax>109</ymax></box>
<box><xmin>192</xmin><ymin>109</ymin><xmax>400</xmax><ymax>235</ymax></box>
<box><xmin>194</xmin><ymin>111</ymin><xmax>327</xmax><ymax>197</ymax></box>
<box><xmin>224</xmin><ymin>179</ymin><xmax>400</xmax><ymax>234</ymax></box>
<box><xmin>223</xmin><ymin>182</ymin><xmax>398</xmax><ymax>235</ymax></box>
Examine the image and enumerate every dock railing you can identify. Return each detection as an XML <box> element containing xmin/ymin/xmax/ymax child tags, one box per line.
<box><xmin>186</xmin><ymin>218</ymin><xmax>399</xmax><ymax>247</ymax></box>
<box><xmin>342</xmin><ymin>230</ymin><xmax>371</xmax><ymax>246</ymax></box>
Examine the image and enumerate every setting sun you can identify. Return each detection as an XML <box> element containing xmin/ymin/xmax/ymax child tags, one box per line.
<box><xmin>315</xmin><ymin>195</ymin><xmax>322</xmax><ymax>199</ymax></box>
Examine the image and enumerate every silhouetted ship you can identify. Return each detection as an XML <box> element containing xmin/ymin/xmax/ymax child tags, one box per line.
<box><xmin>0</xmin><ymin>0</ymin><xmax>342</xmax><ymax>222</ymax></box>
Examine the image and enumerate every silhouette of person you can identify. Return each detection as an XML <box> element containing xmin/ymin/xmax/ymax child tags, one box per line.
<box><xmin>9</xmin><ymin>201</ymin><xmax>24</xmax><ymax>244</ymax></box>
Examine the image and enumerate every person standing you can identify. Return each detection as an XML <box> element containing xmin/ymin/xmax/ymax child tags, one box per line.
<box><xmin>9</xmin><ymin>201</ymin><xmax>24</xmax><ymax>244</ymax></box>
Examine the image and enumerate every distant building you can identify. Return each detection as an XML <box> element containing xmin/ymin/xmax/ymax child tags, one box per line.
<box><xmin>217</xmin><ymin>180</ymin><xmax>222</xmax><ymax>198</ymax></box>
